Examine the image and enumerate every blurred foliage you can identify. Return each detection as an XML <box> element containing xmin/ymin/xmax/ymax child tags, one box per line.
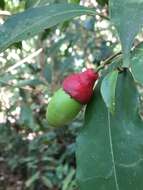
<box><xmin>0</xmin><ymin>120</ymin><xmax>82</xmax><ymax>189</ymax></box>
<box><xmin>1</xmin><ymin>0</ymin><xmax>142</xmax><ymax>190</ymax></box>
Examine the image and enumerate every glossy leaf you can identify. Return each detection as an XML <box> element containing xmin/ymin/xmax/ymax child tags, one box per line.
<box><xmin>101</xmin><ymin>70</ymin><xmax>118</xmax><ymax>114</ymax></box>
<box><xmin>76</xmin><ymin>71</ymin><xmax>143</xmax><ymax>190</ymax></box>
<box><xmin>110</xmin><ymin>0</ymin><xmax>143</xmax><ymax>67</ymax></box>
<box><xmin>131</xmin><ymin>43</ymin><xmax>143</xmax><ymax>84</ymax></box>
<box><xmin>0</xmin><ymin>3</ymin><xmax>96</xmax><ymax>52</ymax></box>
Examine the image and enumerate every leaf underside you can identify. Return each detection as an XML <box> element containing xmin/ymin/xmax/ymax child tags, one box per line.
<box><xmin>0</xmin><ymin>3</ymin><xmax>95</xmax><ymax>53</ymax></box>
<box><xmin>76</xmin><ymin>71</ymin><xmax>143</xmax><ymax>190</ymax></box>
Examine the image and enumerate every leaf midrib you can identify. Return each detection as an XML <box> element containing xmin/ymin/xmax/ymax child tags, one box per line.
<box><xmin>108</xmin><ymin>111</ymin><xmax>120</xmax><ymax>190</ymax></box>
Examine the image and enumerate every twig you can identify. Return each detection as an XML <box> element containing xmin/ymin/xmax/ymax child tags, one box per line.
<box><xmin>96</xmin><ymin>51</ymin><xmax>122</xmax><ymax>72</ymax></box>
<box><xmin>5</xmin><ymin>48</ymin><xmax>43</xmax><ymax>73</ymax></box>
<box><xmin>0</xmin><ymin>10</ymin><xmax>11</xmax><ymax>16</ymax></box>
<box><xmin>0</xmin><ymin>79</ymin><xmax>12</xmax><ymax>87</ymax></box>
<box><xmin>0</xmin><ymin>79</ymin><xmax>33</xmax><ymax>90</ymax></box>
<box><xmin>97</xmin><ymin>13</ymin><xmax>110</xmax><ymax>20</ymax></box>
<box><xmin>96</xmin><ymin>40</ymin><xmax>143</xmax><ymax>72</ymax></box>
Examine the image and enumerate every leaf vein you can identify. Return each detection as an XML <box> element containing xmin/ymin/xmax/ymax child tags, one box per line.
<box><xmin>108</xmin><ymin>111</ymin><xmax>120</xmax><ymax>190</ymax></box>
<box><xmin>117</xmin><ymin>158</ymin><xmax>143</xmax><ymax>168</ymax></box>
<box><xmin>80</xmin><ymin>168</ymin><xmax>114</xmax><ymax>183</ymax></box>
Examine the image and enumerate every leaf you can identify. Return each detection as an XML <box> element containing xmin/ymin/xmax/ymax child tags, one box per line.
<box><xmin>0</xmin><ymin>74</ymin><xmax>15</xmax><ymax>87</ymax></box>
<box><xmin>68</xmin><ymin>0</ymin><xmax>80</xmax><ymax>3</ymax></box>
<box><xmin>48</xmin><ymin>37</ymin><xmax>68</xmax><ymax>55</ymax></box>
<box><xmin>43</xmin><ymin>64</ymin><xmax>52</xmax><ymax>83</ymax></box>
<box><xmin>60</xmin><ymin>56</ymin><xmax>75</xmax><ymax>72</ymax></box>
<box><xmin>26</xmin><ymin>171</ymin><xmax>40</xmax><ymax>187</ymax></box>
<box><xmin>110</xmin><ymin>0</ymin><xmax>143</xmax><ymax>67</ymax></box>
<box><xmin>101</xmin><ymin>70</ymin><xmax>118</xmax><ymax>114</ymax></box>
<box><xmin>97</xmin><ymin>0</ymin><xmax>108</xmax><ymax>6</ymax></box>
<box><xmin>0</xmin><ymin>3</ymin><xmax>96</xmax><ymax>52</ymax></box>
<box><xmin>41</xmin><ymin>176</ymin><xmax>53</xmax><ymax>188</ymax></box>
<box><xmin>25</xmin><ymin>0</ymin><xmax>49</xmax><ymax>8</ymax></box>
<box><xmin>19</xmin><ymin>103</ymin><xmax>36</xmax><ymax>130</ymax></box>
<box><xmin>62</xmin><ymin>168</ymin><xmax>75</xmax><ymax>190</ymax></box>
<box><xmin>76</xmin><ymin>71</ymin><xmax>143</xmax><ymax>190</ymax></box>
<box><xmin>16</xmin><ymin>79</ymin><xmax>45</xmax><ymax>87</ymax></box>
<box><xmin>0</xmin><ymin>0</ymin><xmax>5</xmax><ymax>9</ymax></box>
<box><xmin>131</xmin><ymin>43</ymin><xmax>143</xmax><ymax>84</ymax></box>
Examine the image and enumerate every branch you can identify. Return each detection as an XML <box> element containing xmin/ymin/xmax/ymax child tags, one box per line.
<box><xmin>96</xmin><ymin>40</ymin><xmax>143</xmax><ymax>72</ymax></box>
<box><xmin>96</xmin><ymin>51</ymin><xmax>122</xmax><ymax>72</ymax></box>
<box><xmin>0</xmin><ymin>10</ymin><xmax>11</xmax><ymax>17</ymax></box>
<box><xmin>0</xmin><ymin>79</ymin><xmax>33</xmax><ymax>91</ymax></box>
<box><xmin>97</xmin><ymin>12</ymin><xmax>110</xmax><ymax>20</ymax></box>
<box><xmin>5</xmin><ymin>48</ymin><xmax>43</xmax><ymax>73</ymax></box>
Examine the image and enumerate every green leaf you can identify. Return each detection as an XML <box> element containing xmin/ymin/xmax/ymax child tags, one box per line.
<box><xmin>101</xmin><ymin>70</ymin><xmax>118</xmax><ymax>114</ymax></box>
<box><xmin>97</xmin><ymin>0</ymin><xmax>108</xmax><ymax>6</ymax></box>
<box><xmin>16</xmin><ymin>79</ymin><xmax>45</xmax><ymax>87</ymax></box>
<box><xmin>76</xmin><ymin>71</ymin><xmax>143</xmax><ymax>190</ymax></box>
<box><xmin>19</xmin><ymin>103</ymin><xmax>36</xmax><ymax>130</ymax></box>
<box><xmin>0</xmin><ymin>74</ymin><xmax>15</xmax><ymax>87</ymax></box>
<box><xmin>41</xmin><ymin>176</ymin><xmax>53</xmax><ymax>188</ymax></box>
<box><xmin>62</xmin><ymin>168</ymin><xmax>75</xmax><ymax>190</ymax></box>
<box><xmin>26</xmin><ymin>171</ymin><xmax>40</xmax><ymax>187</ymax></box>
<box><xmin>25</xmin><ymin>0</ymin><xmax>51</xmax><ymax>8</ymax></box>
<box><xmin>0</xmin><ymin>3</ymin><xmax>96</xmax><ymax>52</ymax></box>
<box><xmin>131</xmin><ymin>43</ymin><xmax>143</xmax><ymax>84</ymax></box>
<box><xmin>0</xmin><ymin>0</ymin><xmax>5</xmax><ymax>9</ymax></box>
<box><xmin>68</xmin><ymin>0</ymin><xmax>80</xmax><ymax>3</ymax></box>
<box><xmin>110</xmin><ymin>0</ymin><xmax>143</xmax><ymax>67</ymax></box>
<box><xmin>43</xmin><ymin>64</ymin><xmax>52</xmax><ymax>83</ymax></box>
